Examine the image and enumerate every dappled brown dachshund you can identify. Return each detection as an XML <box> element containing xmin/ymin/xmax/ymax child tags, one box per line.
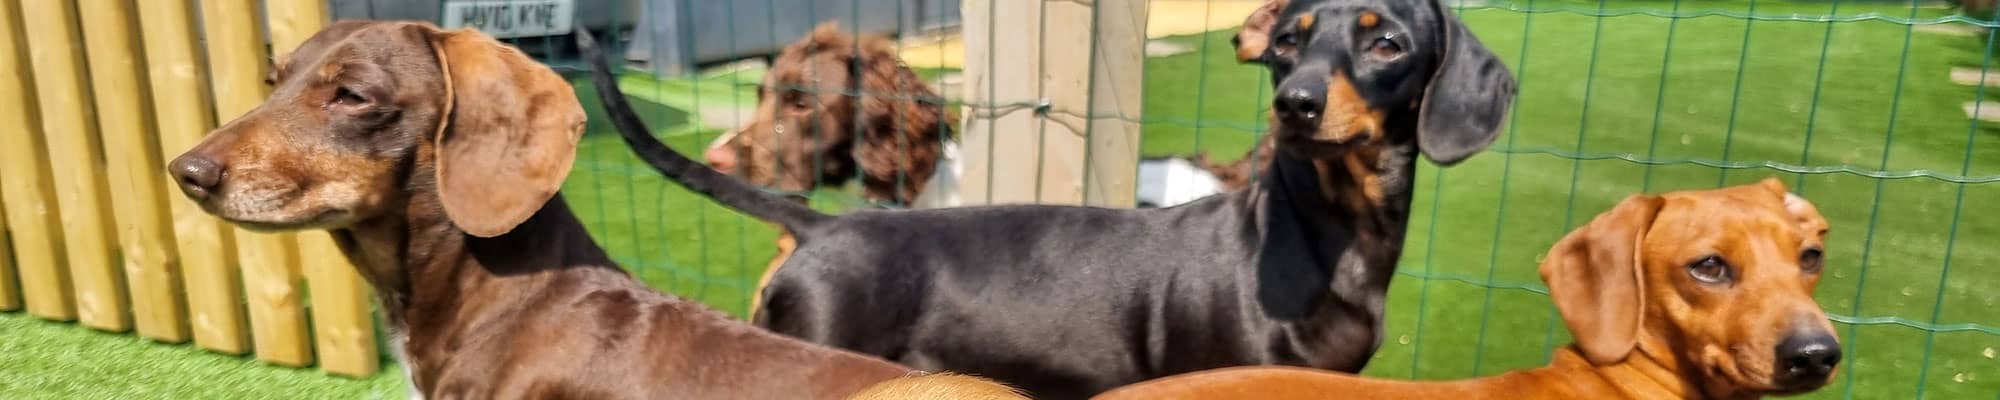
<box><xmin>700</xmin><ymin>23</ymin><xmax>959</xmax><ymax>317</ymax></box>
<box><xmin>703</xmin><ymin>22</ymin><xmax>954</xmax><ymax>208</ymax></box>
<box><xmin>1094</xmin><ymin>178</ymin><xmax>1841</xmax><ymax>400</ymax></box>
<box><xmin>164</xmin><ymin>20</ymin><xmax>928</xmax><ymax>399</ymax></box>
<box><xmin>588</xmin><ymin>0</ymin><xmax>1516</xmax><ymax>397</ymax></box>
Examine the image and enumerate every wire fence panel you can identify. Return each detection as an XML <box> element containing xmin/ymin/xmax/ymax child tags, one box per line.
<box><xmin>553</xmin><ymin>1</ymin><xmax>1997</xmax><ymax>399</ymax></box>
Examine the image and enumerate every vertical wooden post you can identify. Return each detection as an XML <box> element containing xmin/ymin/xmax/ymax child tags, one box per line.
<box><xmin>0</xmin><ymin>0</ymin><xmax>73</xmax><ymax>320</ymax></box>
<box><xmin>19</xmin><ymin>0</ymin><xmax>130</xmax><ymax>332</ymax></box>
<box><xmin>957</xmin><ymin>0</ymin><xmax>1147</xmax><ymax>207</ymax></box>
<box><xmin>136</xmin><ymin>0</ymin><xmax>250</xmax><ymax>354</ymax></box>
<box><xmin>267</xmin><ymin>0</ymin><xmax>381</xmax><ymax>378</ymax></box>
<box><xmin>1077</xmin><ymin>1</ymin><xmax>1148</xmax><ymax>207</ymax></box>
<box><xmin>78</xmin><ymin>0</ymin><xmax>190</xmax><ymax>343</ymax></box>
<box><xmin>0</xmin><ymin>180</ymin><xmax>15</xmax><ymax>311</ymax></box>
<box><xmin>202</xmin><ymin>0</ymin><xmax>314</xmax><ymax>367</ymax></box>
<box><xmin>267</xmin><ymin>0</ymin><xmax>330</xmax><ymax>51</ymax></box>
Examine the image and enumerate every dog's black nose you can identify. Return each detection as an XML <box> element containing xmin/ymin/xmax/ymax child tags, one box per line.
<box><xmin>1774</xmin><ymin>332</ymin><xmax>1841</xmax><ymax>389</ymax></box>
<box><xmin>169</xmin><ymin>154</ymin><xmax>224</xmax><ymax>201</ymax></box>
<box><xmin>1273</xmin><ymin>85</ymin><xmax>1325</xmax><ymax>123</ymax></box>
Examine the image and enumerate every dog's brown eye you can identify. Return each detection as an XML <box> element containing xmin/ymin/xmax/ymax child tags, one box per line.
<box><xmin>1800</xmin><ymin>247</ymin><xmax>1824</xmax><ymax>273</ymax></box>
<box><xmin>332</xmin><ymin>87</ymin><xmax>368</xmax><ymax>107</ymax></box>
<box><xmin>1368</xmin><ymin>36</ymin><xmax>1402</xmax><ymax>58</ymax></box>
<box><xmin>1688</xmin><ymin>255</ymin><xmax>1732</xmax><ymax>284</ymax></box>
<box><xmin>1273</xmin><ymin>33</ymin><xmax>1298</xmax><ymax>56</ymax></box>
<box><xmin>787</xmin><ymin>94</ymin><xmax>812</xmax><ymax>111</ymax></box>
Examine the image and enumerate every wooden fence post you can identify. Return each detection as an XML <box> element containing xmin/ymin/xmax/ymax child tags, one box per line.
<box><xmin>957</xmin><ymin>0</ymin><xmax>1147</xmax><ymax>207</ymax></box>
<box><xmin>0</xmin><ymin>180</ymin><xmax>14</xmax><ymax>311</ymax></box>
<box><xmin>135</xmin><ymin>0</ymin><xmax>250</xmax><ymax>354</ymax></box>
<box><xmin>19</xmin><ymin>0</ymin><xmax>130</xmax><ymax>332</ymax></box>
<box><xmin>78</xmin><ymin>0</ymin><xmax>190</xmax><ymax>343</ymax></box>
<box><xmin>0</xmin><ymin>0</ymin><xmax>73</xmax><ymax>320</ymax></box>
<box><xmin>202</xmin><ymin>0</ymin><xmax>314</xmax><ymax>367</ymax></box>
<box><xmin>267</xmin><ymin>0</ymin><xmax>381</xmax><ymax>378</ymax></box>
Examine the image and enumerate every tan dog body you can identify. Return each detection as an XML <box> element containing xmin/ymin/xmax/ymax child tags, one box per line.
<box><xmin>1096</xmin><ymin>178</ymin><xmax>1840</xmax><ymax>400</ymax></box>
<box><xmin>847</xmin><ymin>373</ymin><xmax>1032</xmax><ymax>400</ymax></box>
<box><xmin>1092</xmin><ymin>349</ymin><xmax>1686</xmax><ymax>400</ymax></box>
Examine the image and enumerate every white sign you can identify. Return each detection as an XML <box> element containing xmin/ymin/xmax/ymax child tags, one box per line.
<box><xmin>441</xmin><ymin>0</ymin><xmax>576</xmax><ymax>39</ymax></box>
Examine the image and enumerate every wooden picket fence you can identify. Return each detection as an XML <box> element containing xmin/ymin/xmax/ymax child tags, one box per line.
<box><xmin>0</xmin><ymin>0</ymin><xmax>378</xmax><ymax>378</ymax></box>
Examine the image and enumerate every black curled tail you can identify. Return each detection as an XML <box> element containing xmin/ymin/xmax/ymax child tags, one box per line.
<box><xmin>576</xmin><ymin>29</ymin><xmax>828</xmax><ymax>229</ymax></box>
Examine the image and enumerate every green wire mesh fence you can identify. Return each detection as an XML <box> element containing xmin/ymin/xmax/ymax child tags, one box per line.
<box><xmin>395</xmin><ymin>0</ymin><xmax>2000</xmax><ymax>398</ymax></box>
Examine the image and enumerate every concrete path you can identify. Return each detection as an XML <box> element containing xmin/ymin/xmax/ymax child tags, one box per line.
<box><xmin>1951</xmin><ymin>67</ymin><xmax>2000</xmax><ymax>87</ymax></box>
<box><xmin>1917</xmin><ymin>23</ymin><xmax>1985</xmax><ymax>38</ymax></box>
<box><xmin>1965</xmin><ymin>101</ymin><xmax>2000</xmax><ymax>122</ymax></box>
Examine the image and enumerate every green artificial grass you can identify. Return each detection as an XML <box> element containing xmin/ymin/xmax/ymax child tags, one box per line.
<box><xmin>0</xmin><ymin>313</ymin><xmax>406</xmax><ymax>399</ymax></box>
<box><xmin>6</xmin><ymin>1</ymin><xmax>1997</xmax><ymax>398</ymax></box>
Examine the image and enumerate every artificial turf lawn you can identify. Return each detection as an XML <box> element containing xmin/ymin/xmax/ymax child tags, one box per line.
<box><xmin>5</xmin><ymin>1</ymin><xmax>1996</xmax><ymax>398</ymax></box>
<box><xmin>0</xmin><ymin>312</ymin><xmax>407</xmax><ymax>399</ymax></box>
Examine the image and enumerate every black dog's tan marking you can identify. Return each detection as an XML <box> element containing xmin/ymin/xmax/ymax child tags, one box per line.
<box><xmin>1322</xmin><ymin>71</ymin><xmax>1389</xmax><ymax>216</ymax></box>
<box><xmin>1317</xmin><ymin>71</ymin><xmax>1386</xmax><ymax>144</ymax></box>
<box><xmin>587</xmin><ymin>0</ymin><xmax>1514</xmax><ymax>398</ymax></box>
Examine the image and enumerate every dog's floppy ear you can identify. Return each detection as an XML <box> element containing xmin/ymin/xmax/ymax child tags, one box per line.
<box><xmin>426</xmin><ymin>27</ymin><xmax>586</xmax><ymax>237</ymax></box>
<box><xmin>853</xmin><ymin>30</ymin><xmax>951</xmax><ymax>205</ymax></box>
<box><xmin>1755</xmin><ymin>177</ymin><xmax>1829</xmax><ymax>241</ymax></box>
<box><xmin>1416</xmin><ymin>2</ymin><xmax>1516</xmax><ymax>165</ymax></box>
<box><xmin>1231</xmin><ymin>0</ymin><xmax>1287</xmax><ymax>63</ymax></box>
<box><xmin>1540</xmin><ymin>194</ymin><xmax>1663</xmax><ymax>365</ymax></box>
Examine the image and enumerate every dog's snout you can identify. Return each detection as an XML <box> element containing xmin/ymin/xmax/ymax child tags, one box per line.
<box><xmin>1274</xmin><ymin>83</ymin><xmax>1326</xmax><ymax>123</ymax></box>
<box><xmin>1774</xmin><ymin>332</ymin><xmax>1841</xmax><ymax>389</ymax></box>
<box><xmin>705</xmin><ymin>145</ymin><xmax>737</xmax><ymax>172</ymax></box>
<box><xmin>169</xmin><ymin>154</ymin><xmax>225</xmax><ymax>201</ymax></box>
<box><xmin>703</xmin><ymin>130</ymin><xmax>741</xmax><ymax>172</ymax></box>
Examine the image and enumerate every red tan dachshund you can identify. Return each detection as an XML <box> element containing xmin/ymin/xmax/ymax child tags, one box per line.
<box><xmin>1093</xmin><ymin>178</ymin><xmax>1841</xmax><ymax>400</ymax></box>
<box><xmin>164</xmin><ymin>20</ymin><xmax>1008</xmax><ymax>399</ymax></box>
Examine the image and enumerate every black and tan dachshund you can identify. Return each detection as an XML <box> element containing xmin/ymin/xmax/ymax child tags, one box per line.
<box><xmin>583</xmin><ymin>0</ymin><xmax>1515</xmax><ymax>397</ymax></box>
